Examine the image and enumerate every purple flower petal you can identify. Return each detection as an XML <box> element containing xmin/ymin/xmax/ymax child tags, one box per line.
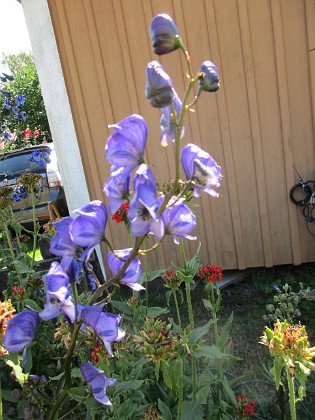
<box><xmin>145</xmin><ymin>61</ymin><xmax>173</xmax><ymax>108</ymax></box>
<box><xmin>150</xmin><ymin>14</ymin><xmax>182</xmax><ymax>55</ymax></box>
<box><xmin>105</xmin><ymin>114</ymin><xmax>147</xmax><ymax>172</ymax></box>
<box><xmin>81</xmin><ymin>307</ymin><xmax>125</xmax><ymax>357</ymax></box>
<box><xmin>103</xmin><ymin>174</ymin><xmax>130</xmax><ymax>215</ymax></box>
<box><xmin>80</xmin><ymin>362</ymin><xmax>116</xmax><ymax>405</ymax></box>
<box><xmin>3</xmin><ymin>310</ymin><xmax>39</xmax><ymax>354</ymax></box>
<box><xmin>162</xmin><ymin>200</ymin><xmax>197</xmax><ymax>244</ymax></box>
<box><xmin>107</xmin><ymin>249</ymin><xmax>144</xmax><ymax>291</ymax></box>
<box><xmin>160</xmin><ymin>89</ymin><xmax>184</xmax><ymax>147</ymax></box>
<box><xmin>181</xmin><ymin>143</ymin><xmax>222</xmax><ymax>197</ymax></box>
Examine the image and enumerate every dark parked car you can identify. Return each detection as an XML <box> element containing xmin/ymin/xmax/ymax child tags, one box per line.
<box><xmin>0</xmin><ymin>143</ymin><xmax>68</xmax><ymax>229</ymax></box>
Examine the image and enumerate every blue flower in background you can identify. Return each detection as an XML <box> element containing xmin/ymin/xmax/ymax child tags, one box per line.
<box><xmin>105</xmin><ymin>114</ymin><xmax>147</xmax><ymax>178</ymax></box>
<box><xmin>150</xmin><ymin>14</ymin><xmax>182</xmax><ymax>55</ymax></box>
<box><xmin>145</xmin><ymin>61</ymin><xmax>173</xmax><ymax>108</ymax></box>
<box><xmin>81</xmin><ymin>306</ymin><xmax>125</xmax><ymax>357</ymax></box>
<box><xmin>160</xmin><ymin>89</ymin><xmax>184</xmax><ymax>147</ymax></box>
<box><xmin>15</xmin><ymin>93</ymin><xmax>27</xmax><ymax>107</ymax></box>
<box><xmin>161</xmin><ymin>199</ymin><xmax>197</xmax><ymax>244</ymax></box>
<box><xmin>108</xmin><ymin>248</ymin><xmax>144</xmax><ymax>291</ymax></box>
<box><xmin>29</xmin><ymin>149</ymin><xmax>51</xmax><ymax>167</ymax></box>
<box><xmin>181</xmin><ymin>143</ymin><xmax>222</xmax><ymax>198</ymax></box>
<box><xmin>3</xmin><ymin>309</ymin><xmax>39</xmax><ymax>365</ymax></box>
<box><xmin>80</xmin><ymin>362</ymin><xmax>116</xmax><ymax>405</ymax></box>
<box><xmin>71</xmin><ymin>200</ymin><xmax>107</xmax><ymax>261</ymax></box>
<box><xmin>12</xmin><ymin>185</ymin><xmax>28</xmax><ymax>202</ymax></box>
<box><xmin>103</xmin><ymin>173</ymin><xmax>130</xmax><ymax>215</ymax></box>
<box><xmin>199</xmin><ymin>61</ymin><xmax>220</xmax><ymax>93</ymax></box>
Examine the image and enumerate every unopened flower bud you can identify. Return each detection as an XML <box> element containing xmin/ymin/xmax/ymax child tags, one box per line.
<box><xmin>12</xmin><ymin>389</ymin><xmax>21</xmax><ymax>400</ymax></box>
<box><xmin>150</xmin><ymin>14</ymin><xmax>182</xmax><ymax>55</ymax></box>
<box><xmin>145</xmin><ymin>61</ymin><xmax>173</xmax><ymax>108</ymax></box>
<box><xmin>199</xmin><ymin>61</ymin><xmax>220</xmax><ymax>92</ymax></box>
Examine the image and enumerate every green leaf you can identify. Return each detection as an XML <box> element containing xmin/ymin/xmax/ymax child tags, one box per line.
<box><xmin>109</xmin><ymin>300</ymin><xmax>134</xmax><ymax>315</ymax></box>
<box><xmin>49</xmin><ymin>372</ymin><xmax>65</xmax><ymax>381</ymax></box>
<box><xmin>147</xmin><ymin>306</ymin><xmax>169</xmax><ymax>317</ymax></box>
<box><xmin>13</xmin><ymin>260</ymin><xmax>34</xmax><ymax>274</ymax></box>
<box><xmin>219</xmin><ymin>312</ymin><xmax>233</xmax><ymax>349</ymax></box>
<box><xmin>6</xmin><ymin>357</ymin><xmax>28</xmax><ymax>387</ymax></box>
<box><xmin>114</xmin><ymin>379</ymin><xmax>144</xmax><ymax>394</ymax></box>
<box><xmin>71</xmin><ymin>367</ymin><xmax>83</xmax><ymax>379</ymax></box>
<box><xmin>182</xmin><ymin>401</ymin><xmax>204</xmax><ymax>420</ymax></box>
<box><xmin>2</xmin><ymin>389</ymin><xmax>19</xmax><ymax>402</ymax></box>
<box><xmin>24</xmin><ymin>299</ymin><xmax>40</xmax><ymax>312</ymax></box>
<box><xmin>189</xmin><ymin>319</ymin><xmax>214</xmax><ymax>342</ymax></box>
<box><xmin>194</xmin><ymin>344</ymin><xmax>233</xmax><ymax>360</ymax></box>
<box><xmin>139</xmin><ymin>269</ymin><xmax>165</xmax><ymax>284</ymax></box>
<box><xmin>69</xmin><ymin>386</ymin><xmax>86</xmax><ymax>402</ymax></box>
<box><xmin>158</xmin><ymin>399</ymin><xmax>172</xmax><ymax>420</ymax></box>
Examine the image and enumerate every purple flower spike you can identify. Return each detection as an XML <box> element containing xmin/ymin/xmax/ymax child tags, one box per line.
<box><xmin>181</xmin><ymin>143</ymin><xmax>222</xmax><ymax>198</ymax></box>
<box><xmin>3</xmin><ymin>310</ymin><xmax>39</xmax><ymax>364</ymax></box>
<box><xmin>80</xmin><ymin>362</ymin><xmax>116</xmax><ymax>405</ymax></box>
<box><xmin>199</xmin><ymin>61</ymin><xmax>220</xmax><ymax>93</ymax></box>
<box><xmin>108</xmin><ymin>249</ymin><xmax>144</xmax><ymax>291</ymax></box>
<box><xmin>145</xmin><ymin>61</ymin><xmax>173</xmax><ymax>108</ymax></box>
<box><xmin>81</xmin><ymin>306</ymin><xmax>125</xmax><ymax>357</ymax></box>
<box><xmin>105</xmin><ymin>114</ymin><xmax>147</xmax><ymax>177</ymax></box>
<box><xmin>162</xmin><ymin>200</ymin><xmax>197</xmax><ymax>244</ymax></box>
<box><xmin>160</xmin><ymin>89</ymin><xmax>184</xmax><ymax>147</ymax></box>
<box><xmin>150</xmin><ymin>14</ymin><xmax>182</xmax><ymax>55</ymax></box>
<box><xmin>50</xmin><ymin>217</ymin><xmax>77</xmax><ymax>270</ymax></box>
<box><xmin>71</xmin><ymin>200</ymin><xmax>107</xmax><ymax>261</ymax></box>
<box><xmin>103</xmin><ymin>173</ymin><xmax>130</xmax><ymax>215</ymax></box>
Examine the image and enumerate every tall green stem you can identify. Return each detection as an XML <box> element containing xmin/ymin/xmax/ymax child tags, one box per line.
<box><xmin>30</xmin><ymin>186</ymin><xmax>37</xmax><ymax>269</ymax></box>
<box><xmin>172</xmin><ymin>289</ymin><xmax>182</xmax><ymax>333</ymax></box>
<box><xmin>287</xmin><ymin>369</ymin><xmax>297</xmax><ymax>420</ymax></box>
<box><xmin>177</xmin><ymin>357</ymin><xmax>184</xmax><ymax>420</ymax></box>
<box><xmin>4</xmin><ymin>223</ymin><xmax>23</xmax><ymax>287</ymax></box>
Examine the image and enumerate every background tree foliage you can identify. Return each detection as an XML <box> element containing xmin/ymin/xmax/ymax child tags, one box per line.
<box><xmin>0</xmin><ymin>52</ymin><xmax>51</xmax><ymax>151</ymax></box>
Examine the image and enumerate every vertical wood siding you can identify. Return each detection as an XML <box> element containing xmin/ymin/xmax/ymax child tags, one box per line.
<box><xmin>48</xmin><ymin>0</ymin><xmax>315</xmax><ymax>270</ymax></box>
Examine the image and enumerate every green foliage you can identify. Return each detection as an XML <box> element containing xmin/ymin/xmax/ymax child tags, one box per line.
<box><xmin>1</xmin><ymin>52</ymin><xmax>51</xmax><ymax>150</ymax></box>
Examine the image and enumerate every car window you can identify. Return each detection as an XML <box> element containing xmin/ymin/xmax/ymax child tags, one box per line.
<box><xmin>0</xmin><ymin>150</ymin><xmax>47</xmax><ymax>181</ymax></box>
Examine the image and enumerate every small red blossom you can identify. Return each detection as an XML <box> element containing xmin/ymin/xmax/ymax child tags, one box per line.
<box><xmin>23</xmin><ymin>128</ymin><xmax>32</xmax><ymax>139</ymax></box>
<box><xmin>112</xmin><ymin>201</ymin><xmax>130</xmax><ymax>224</ymax></box>
<box><xmin>197</xmin><ymin>264</ymin><xmax>223</xmax><ymax>283</ymax></box>
<box><xmin>33</xmin><ymin>129</ymin><xmax>40</xmax><ymax>138</ymax></box>
<box><xmin>235</xmin><ymin>395</ymin><xmax>257</xmax><ymax>417</ymax></box>
<box><xmin>12</xmin><ymin>285</ymin><xmax>26</xmax><ymax>300</ymax></box>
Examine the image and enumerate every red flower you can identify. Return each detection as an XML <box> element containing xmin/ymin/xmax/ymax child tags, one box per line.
<box><xmin>197</xmin><ymin>264</ymin><xmax>223</xmax><ymax>283</ymax></box>
<box><xmin>23</xmin><ymin>128</ymin><xmax>32</xmax><ymax>139</ymax></box>
<box><xmin>33</xmin><ymin>129</ymin><xmax>40</xmax><ymax>138</ymax></box>
<box><xmin>12</xmin><ymin>286</ymin><xmax>25</xmax><ymax>300</ymax></box>
<box><xmin>112</xmin><ymin>201</ymin><xmax>130</xmax><ymax>224</ymax></box>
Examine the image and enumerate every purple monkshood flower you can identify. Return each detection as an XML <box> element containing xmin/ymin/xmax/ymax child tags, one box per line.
<box><xmin>199</xmin><ymin>61</ymin><xmax>220</xmax><ymax>93</ymax></box>
<box><xmin>3</xmin><ymin>310</ymin><xmax>39</xmax><ymax>365</ymax></box>
<box><xmin>128</xmin><ymin>165</ymin><xmax>164</xmax><ymax>239</ymax></box>
<box><xmin>161</xmin><ymin>199</ymin><xmax>197</xmax><ymax>244</ymax></box>
<box><xmin>181</xmin><ymin>143</ymin><xmax>222</xmax><ymax>198</ymax></box>
<box><xmin>39</xmin><ymin>262</ymin><xmax>77</xmax><ymax>323</ymax></box>
<box><xmin>107</xmin><ymin>248</ymin><xmax>144</xmax><ymax>291</ymax></box>
<box><xmin>71</xmin><ymin>200</ymin><xmax>107</xmax><ymax>261</ymax></box>
<box><xmin>160</xmin><ymin>89</ymin><xmax>184</xmax><ymax>147</ymax></box>
<box><xmin>145</xmin><ymin>61</ymin><xmax>173</xmax><ymax>108</ymax></box>
<box><xmin>80</xmin><ymin>362</ymin><xmax>116</xmax><ymax>405</ymax></box>
<box><xmin>150</xmin><ymin>14</ymin><xmax>182</xmax><ymax>55</ymax></box>
<box><xmin>50</xmin><ymin>217</ymin><xmax>78</xmax><ymax>270</ymax></box>
<box><xmin>103</xmin><ymin>173</ymin><xmax>130</xmax><ymax>215</ymax></box>
<box><xmin>29</xmin><ymin>149</ymin><xmax>51</xmax><ymax>167</ymax></box>
<box><xmin>81</xmin><ymin>306</ymin><xmax>125</xmax><ymax>357</ymax></box>
<box><xmin>105</xmin><ymin>114</ymin><xmax>147</xmax><ymax>178</ymax></box>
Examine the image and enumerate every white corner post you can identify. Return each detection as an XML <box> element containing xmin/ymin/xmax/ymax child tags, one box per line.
<box><xmin>20</xmin><ymin>0</ymin><xmax>105</xmax><ymax>278</ymax></box>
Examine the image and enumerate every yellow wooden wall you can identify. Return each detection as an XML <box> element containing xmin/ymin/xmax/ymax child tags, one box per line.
<box><xmin>47</xmin><ymin>0</ymin><xmax>315</xmax><ymax>270</ymax></box>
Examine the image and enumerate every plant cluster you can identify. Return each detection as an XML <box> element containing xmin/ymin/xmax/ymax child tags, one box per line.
<box><xmin>0</xmin><ymin>12</ymin><xmax>314</xmax><ymax>420</ymax></box>
<box><xmin>0</xmin><ymin>53</ymin><xmax>51</xmax><ymax>151</ymax></box>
